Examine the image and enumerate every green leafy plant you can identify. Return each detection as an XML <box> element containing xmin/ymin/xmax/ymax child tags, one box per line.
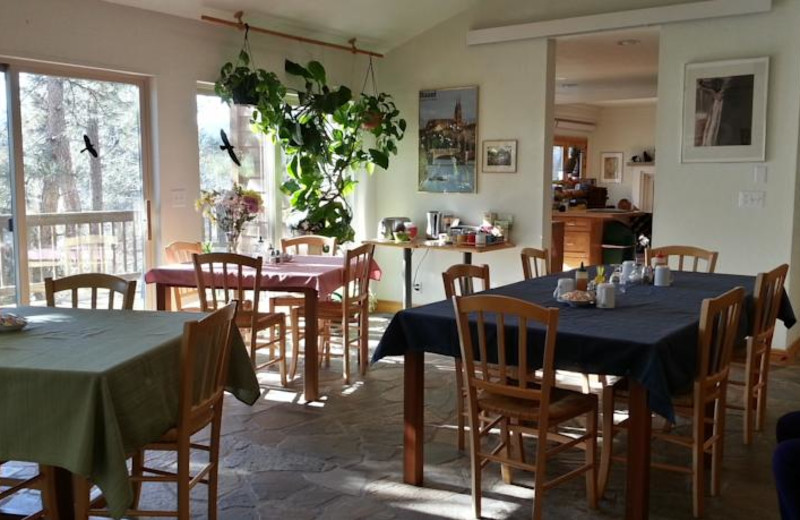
<box><xmin>215</xmin><ymin>56</ymin><xmax>405</xmax><ymax>244</ymax></box>
<box><xmin>214</xmin><ymin>50</ymin><xmax>286</xmax><ymax>111</ymax></box>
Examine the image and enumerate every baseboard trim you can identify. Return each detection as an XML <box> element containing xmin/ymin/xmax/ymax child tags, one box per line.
<box><xmin>772</xmin><ymin>337</ymin><xmax>800</xmax><ymax>366</ymax></box>
<box><xmin>375</xmin><ymin>300</ymin><xmax>403</xmax><ymax>314</ymax></box>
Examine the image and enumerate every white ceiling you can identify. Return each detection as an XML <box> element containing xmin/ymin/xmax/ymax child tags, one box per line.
<box><xmin>555</xmin><ymin>27</ymin><xmax>660</xmax><ymax>105</ymax></box>
<box><xmin>103</xmin><ymin>0</ymin><xmax>477</xmax><ymax>53</ymax></box>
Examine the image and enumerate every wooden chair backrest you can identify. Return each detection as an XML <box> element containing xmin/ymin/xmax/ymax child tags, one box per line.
<box><xmin>520</xmin><ymin>247</ymin><xmax>549</xmax><ymax>280</ymax></box>
<box><xmin>281</xmin><ymin>235</ymin><xmax>336</xmax><ymax>256</ymax></box>
<box><xmin>453</xmin><ymin>294</ymin><xmax>560</xmax><ymax>430</ymax></box>
<box><xmin>751</xmin><ymin>264</ymin><xmax>789</xmax><ymax>346</ymax></box>
<box><xmin>341</xmin><ymin>243</ymin><xmax>374</xmax><ymax>310</ymax></box>
<box><xmin>646</xmin><ymin>245</ymin><xmax>718</xmax><ymax>273</ymax></box>
<box><xmin>192</xmin><ymin>253</ymin><xmax>262</xmax><ymax>313</ymax></box>
<box><xmin>697</xmin><ymin>286</ymin><xmax>745</xmax><ymax>385</ymax></box>
<box><xmin>165</xmin><ymin>241</ymin><xmax>203</xmax><ymax>264</ymax></box>
<box><xmin>45</xmin><ymin>273</ymin><xmax>136</xmax><ymax>310</ymax></box>
<box><xmin>442</xmin><ymin>264</ymin><xmax>490</xmax><ymax>298</ymax></box>
<box><xmin>178</xmin><ymin>301</ymin><xmax>237</xmax><ymax>433</ymax></box>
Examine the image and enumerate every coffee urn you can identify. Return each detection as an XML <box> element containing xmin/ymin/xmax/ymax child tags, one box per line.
<box><xmin>426</xmin><ymin>211</ymin><xmax>441</xmax><ymax>239</ymax></box>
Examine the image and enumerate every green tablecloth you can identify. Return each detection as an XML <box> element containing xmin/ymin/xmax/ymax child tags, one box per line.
<box><xmin>0</xmin><ymin>306</ymin><xmax>260</xmax><ymax>518</ymax></box>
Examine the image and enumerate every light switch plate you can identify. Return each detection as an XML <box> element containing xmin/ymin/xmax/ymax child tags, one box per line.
<box><xmin>171</xmin><ymin>189</ymin><xmax>187</xmax><ymax>208</ymax></box>
<box><xmin>754</xmin><ymin>165</ymin><xmax>768</xmax><ymax>184</ymax></box>
<box><xmin>738</xmin><ymin>190</ymin><xmax>766</xmax><ymax>208</ymax></box>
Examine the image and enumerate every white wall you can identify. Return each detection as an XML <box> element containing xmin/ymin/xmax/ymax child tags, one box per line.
<box><xmin>371</xmin><ymin>10</ymin><xmax>554</xmax><ymax>305</ymax></box>
<box><xmin>654</xmin><ymin>0</ymin><xmax>800</xmax><ymax>346</ymax></box>
<box><xmin>588</xmin><ymin>103</ymin><xmax>657</xmax><ymax>206</ymax></box>
<box><xmin>0</xmin><ymin>0</ymin><xmax>364</xmax><ymax>262</ymax></box>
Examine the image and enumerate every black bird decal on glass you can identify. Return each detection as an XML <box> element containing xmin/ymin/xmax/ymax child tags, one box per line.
<box><xmin>80</xmin><ymin>134</ymin><xmax>98</xmax><ymax>158</ymax></box>
<box><xmin>219</xmin><ymin>129</ymin><xmax>241</xmax><ymax>166</ymax></box>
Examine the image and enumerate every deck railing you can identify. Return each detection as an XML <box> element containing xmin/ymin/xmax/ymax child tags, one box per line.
<box><xmin>0</xmin><ymin>210</ymin><xmax>142</xmax><ymax>302</ymax></box>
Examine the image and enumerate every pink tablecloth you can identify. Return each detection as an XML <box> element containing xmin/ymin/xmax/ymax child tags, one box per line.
<box><xmin>144</xmin><ymin>255</ymin><xmax>382</xmax><ymax>299</ymax></box>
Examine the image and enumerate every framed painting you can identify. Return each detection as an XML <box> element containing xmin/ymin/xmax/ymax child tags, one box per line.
<box><xmin>600</xmin><ymin>152</ymin><xmax>623</xmax><ymax>183</ymax></box>
<box><xmin>482</xmin><ymin>140</ymin><xmax>517</xmax><ymax>173</ymax></box>
<box><xmin>681</xmin><ymin>57</ymin><xmax>769</xmax><ymax>163</ymax></box>
<box><xmin>418</xmin><ymin>86</ymin><xmax>478</xmax><ymax>193</ymax></box>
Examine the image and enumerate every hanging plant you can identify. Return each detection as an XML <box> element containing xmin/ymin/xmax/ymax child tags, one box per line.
<box><xmin>214</xmin><ymin>27</ymin><xmax>285</xmax><ymax>110</ymax></box>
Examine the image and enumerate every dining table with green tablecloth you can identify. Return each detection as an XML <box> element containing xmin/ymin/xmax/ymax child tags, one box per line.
<box><xmin>0</xmin><ymin>306</ymin><xmax>260</xmax><ymax>519</ymax></box>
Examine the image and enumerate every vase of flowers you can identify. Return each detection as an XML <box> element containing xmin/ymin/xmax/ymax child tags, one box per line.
<box><xmin>196</xmin><ymin>184</ymin><xmax>263</xmax><ymax>253</ymax></box>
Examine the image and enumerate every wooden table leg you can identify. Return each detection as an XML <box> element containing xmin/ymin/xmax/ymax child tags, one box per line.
<box><xmin>52</xmin><ymin>466</ymin><xmax>75</xmax><ymax>520</ymax></box>
<box><xmin>404</xmin><ymin>350</ymin><xmax>424</xmax><ymax>485</ymax></box>
<box><xmin>626</xmin><ymin>380</ymin><xmax>651</xmax><ymax>520</ymax></box>
<box><xmin>303</xmin><ymin>288</ymin><xmax>319</xmax><ymax>402</ymax></box>
<box><xmin>155</xmin><ymin>283</ymin><xmax>170</xmax><ymax>311</ymax></box>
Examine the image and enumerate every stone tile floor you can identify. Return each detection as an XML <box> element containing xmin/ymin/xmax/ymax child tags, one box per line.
<box><xmin>2</xmin><ymin>314</ymin><xmax>798</xmax><ymax>519</ymax></box>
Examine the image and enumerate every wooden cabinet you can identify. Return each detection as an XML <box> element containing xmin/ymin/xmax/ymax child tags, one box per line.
<box><xmin>553</xmin><ymin>211</ymin><xmax>642</xmax><ymax>269</ymax></box>
<box><xmin>550</xmin><ymin>221</ymin><xmax>564</xmax><ymax>273</ymax></box>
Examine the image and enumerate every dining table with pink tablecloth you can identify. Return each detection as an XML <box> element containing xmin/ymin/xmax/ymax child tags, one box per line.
<box><xmin>145</xmin><ymin>255</ymin><xmax>382</xmax><ymax>401</ymax></box>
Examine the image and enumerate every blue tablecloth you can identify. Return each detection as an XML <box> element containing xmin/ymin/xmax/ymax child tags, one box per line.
<box><xmin>373</xmin><ymin>271</ymin><xmax>796</xmax><ymax>421</ymax></box>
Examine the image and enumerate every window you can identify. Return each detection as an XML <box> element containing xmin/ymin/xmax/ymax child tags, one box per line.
<box><xmin>553</xmin><ymin>136</ymin><xmax>587</xmax><ymax>181</ymax></box>
<box><xmin>196</xmin><ymin>92</ymin><xmax>283</xmax><ymax>252</ymax></box>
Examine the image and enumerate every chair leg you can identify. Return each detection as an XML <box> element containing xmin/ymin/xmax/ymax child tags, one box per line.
<box><xmin>468</xmin><ymin>414</ymin><xmax>482</xmax><ymax>519</ymax></box>
<box><xmin>532</xmin><ymin>422</ymin><xmax>549</xmax><ymax>520</ymax></box>
<box><xmin>455</xmin><ymin>359</ymin><xmax>466</xmax><ymax>451</ymax></box>
<box><xmin>692</xmin><ymin>393</ymin><xmax>705</xmax><ymax>519</ymax></box>
<box><xmin>711</xmin><ymin>389</ymin><xmax>727</xmax><ymax>497</ymax></box>
<box><xmin>359</xmin><ymin>309</ymin><xmax>369</xmax><ymax>377</ymax></box>
<box><xmin>278</xmin><ymin>322</ymin><xmax>287</xmax><ymax>387</ymax></box>
<box><xmin>500</xmin><ymin>418</ymin><xmax>513</xmax><ymax>484</ymax></box>
<box><xmin>598</xmin><ymin>383</ymin><xmax>615</xmax><ymax>498</ymax></box>
<box><xmin>343</xmin><ymin>316</ymin><xmax>351</xmax><ymax>385</ymax></box>
<box><xmin>208</xmin><ymin>412</ymin><xmax>223</xmax><ymax>520</ymax></box>
<box><xmin>586</xmin><ymin>406</ymin><xmax>599</xmax><ymax>509</ymax></box>
<box><xmin>177</xmin><ymin>436</ymin><xmax>191</xmax><ymax>520</ymax></box>
<box><xmin>756</xmin><ymin>362</ymin><xmax>770</xmax><ymax>433</ymax></box>
<box><xmin>290</xmin><ymin>308</ymin><xmax>300</xmax><ymax>381</ymax></box>
<box><xmin>131</xmin><ymin>451</ymin><xmax>144</xmax><ymax>508</ymax></box>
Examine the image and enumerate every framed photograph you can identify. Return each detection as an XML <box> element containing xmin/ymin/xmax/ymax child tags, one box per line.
<box><xmin>681</xmin><ymin>57</ymin><xmax>769</xmax><ymax>163</ymax></box>
<box><xmin>600</xmin><ymin>152</ymin><xmax>623</xmax><ymax>183</ymax></box>
<box><xmin>482</xmin><ymin>140</ymin><xmax>517</xmax><ymax>173</ymax></box>
<box><xmin>418</xmin><ymin>86</ymin><xmax>478</xmax><ymax>193</ymax></box>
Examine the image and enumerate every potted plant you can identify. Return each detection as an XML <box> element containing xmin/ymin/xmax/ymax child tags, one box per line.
<box><xmin>214</xmin><ymin>49</ymin><xmax>286</xmax><ymax>111</ymax></box>
<box><xmin>246</xmin><ymin>59</ymin><xmax>406</xmax><ymax>244</ymax></box>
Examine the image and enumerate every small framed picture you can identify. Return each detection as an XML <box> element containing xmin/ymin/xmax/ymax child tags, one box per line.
<box><xmin>482</xmin><ymin>140</ymin><xmax>517</xmax><ymax>173</ymax></box>
<box><xmin>600</xmin><ymin>152</ymin><xmax>623</xmax><ymax>183</ymax></box>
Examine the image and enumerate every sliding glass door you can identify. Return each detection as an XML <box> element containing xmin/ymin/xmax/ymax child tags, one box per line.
<box><xmin>0</xmin><ymin>63</ymin><xmax>151</xmax><ymax>306</ymax></box>
<box><xmin>0</xmin><ymin>69</ymin><xmax>17</xmax><ymax>306</ymax></box>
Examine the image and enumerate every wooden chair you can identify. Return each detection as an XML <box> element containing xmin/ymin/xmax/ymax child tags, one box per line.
<box><xmin>290</xmin><ymin>243</ymin><xmax>374</xmax><ymax>385</ymax></box>
<box><xmin>645</xmin><ymin>245</ymin><xmax>719</xmax><ymax>273</ymax></box>
<box><xmin>45</xmin><ymin>273</ymin><xmax>136</xmax><ymax>310</ymax></box>
<box><xmin>728</xmin><ymin>264</ymin><xmax>789</xmax><ymax>444</ymax></box>
<box><xmin>598</xmin><ymin>286</ymin><xmax>745</xmax><ymax>518</ymax></box>
<box><xmin>520</xmin><ymin>247</ymin><xmax>549</xmax><ymax>279</ymax></box>
<box><xmin>73</xmin><ymin>302</ymin><xmax>238</xmax><ymax>520</ymax></box>
<box><xmin>453</xmin><ymin>294</ymin><xmax>598</xmax><ymax>520</ymax></box>
<box><xmin>164</xmin><ymin>241</ymin><xmax>203</xmax><ymax>311</ymax></box>
<box><xmin>0</xmin><ymin>463</ymin><xmax>59</xmax><ymax>520</ymax></box>
<box><xmin>193</xmin><ymin>253</ymin><xmax>287</xmax><ymax>386</ymax></box>
<box><xmin>442</xmin><ymin>264</ymin><xmax>491</xmax><ymax>451</ymax></box>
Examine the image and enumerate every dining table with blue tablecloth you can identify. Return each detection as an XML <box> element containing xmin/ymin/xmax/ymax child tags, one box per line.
<box><xmin>373</xmin><ymin>270</ymin><xmax>796</xmax><ymax>520</ymax></box>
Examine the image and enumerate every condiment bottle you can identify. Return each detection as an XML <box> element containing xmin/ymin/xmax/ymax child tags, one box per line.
<box><xmin>575</xmin><ymin>262</ymin><xmax>589</xmax><ymax>291</ymax></box>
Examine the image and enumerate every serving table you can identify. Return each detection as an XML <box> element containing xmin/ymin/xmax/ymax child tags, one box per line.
<box><xmin>0</xmin><ymin>306</ymin><xmax>260</xmax><ymax>519</ymax></box>
<box><xmin>364</xmin><ymin>238</ymin><xmax>514</xmax><ymax>309</ymax></box>
<box><xmin>373</xmin><ymin>270</ymin><xmax>795</xmax><ymax>519</ymax></box>
<box><xmin>145</xmin><ymin>255</ymin><xmax>382</xmax><ymax>402</ymax></box>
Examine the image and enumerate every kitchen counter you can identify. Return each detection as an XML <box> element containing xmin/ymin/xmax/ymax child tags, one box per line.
<box><xmin>552</xmin><ymin>210</ymin><xmax>644</xmax><ymax>267</ymax></box>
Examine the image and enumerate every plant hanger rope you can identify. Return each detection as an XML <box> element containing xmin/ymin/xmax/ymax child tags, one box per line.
<box><xmin>202</xmin><ymin>11</ymin><xmax>384</xmax><ymax>59</ymax></box>
<box><xmin>361</xmin><ymin>56</ymin><xmax>378</xmax><ymax>96</ymax></box>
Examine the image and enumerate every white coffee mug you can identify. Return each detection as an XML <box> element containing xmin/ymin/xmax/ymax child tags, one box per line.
<box><xmin>553</xmin><ymin>278</ymin><xmax>576</xmax><ymax>299</ymax></box>
<box><xmin>621</xmin><ymin>260</ymin><xmax>636</xmax><ymax>281</ymax></box>
<box><xmin>596</xmin><ymin>283</ymin><xmax>616</xmax><ymax>309</ymax></box>
<box><xmin>654</xmin><ymin>265</ymin><xmax>673</xmax><ymax>287</ymax></box>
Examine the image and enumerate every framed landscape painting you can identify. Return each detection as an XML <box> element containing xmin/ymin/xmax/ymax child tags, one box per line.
<box><xmin>418</xmin><ymin>86</ymin><xmax>478</xmax><ymax>193</ymax></box>
<box><xmin>600</xmin><ymin>152</ymin><xmax>623</xmax><ymax>183</ymax></box>
<box><xmin>482</xmin><ymin>140</ymin><xmax>517</xmax><ymax>173</ymax></box>
<box><xmin>681</xmin><ymin>57</ymin><xmax>769</xmax><ymax>163</ymax></box>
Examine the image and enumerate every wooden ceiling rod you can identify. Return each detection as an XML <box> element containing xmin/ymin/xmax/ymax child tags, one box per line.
<box><xmin>201</xmin><ymin>11</ymin><xmax>384</xmax><ymax>59</ymax></box>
